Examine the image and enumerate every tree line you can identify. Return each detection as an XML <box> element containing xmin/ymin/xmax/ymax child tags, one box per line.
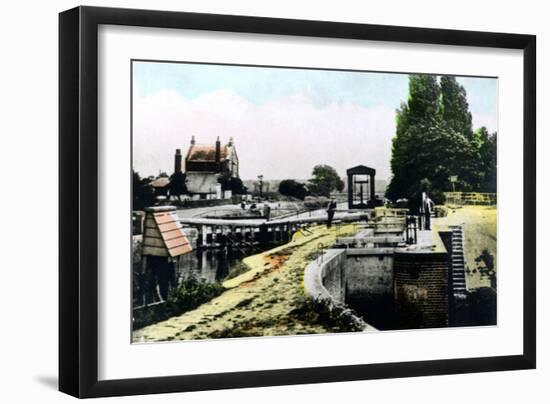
<box><xmin>278</xmin><ymin>164</ymin><xmax>344</xmax><ymax>200</ymax></box>
<box><xmin>133</xmin><ymin>164</ymin><xmax>344</xmax><ymax>209</ymax></box>
<box><xmin>386</xmin><ymin>75</ymin><xmax>497</xmax><ymax>206</ymax></box>
<box><xmin>132</xmin><ymin>169</ymin><xmax>247</xmax><ymax>209</ymax></box>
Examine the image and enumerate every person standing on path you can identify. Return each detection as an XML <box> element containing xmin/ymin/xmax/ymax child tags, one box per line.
<box><xmin>263</xmin><ymin>203</ymin><xmax>271</xmax><ymax>221</ymax></box>
<box><xmin>326</xmin><ymin>198</ymin><xmax>337</xmax><ymax>228</ymax></box>
<box><xmin>424</xmin><ymin>194</ymin><xmax>435</xmax><ymax>230</ymax></box>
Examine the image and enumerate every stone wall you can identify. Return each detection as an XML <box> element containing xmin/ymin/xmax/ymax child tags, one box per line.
<box><xmin>344</xmin><ymin>249</ymin><xmax>394</xmax><ymax>329</ymax></box>
<box><xmin>393</xmin><ymin>251</ymin><xmax>449</xmax><ymax>329</ymax></box>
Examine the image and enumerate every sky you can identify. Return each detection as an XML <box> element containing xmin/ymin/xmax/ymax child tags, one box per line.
<box><xmin>132</xmin><ymin>61</ymin><xmax>497</xmax><ymax>181</ymax></box>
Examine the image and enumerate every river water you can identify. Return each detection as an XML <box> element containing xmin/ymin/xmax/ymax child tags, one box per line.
<box><xmin>133</xmin><ymin>244</ymin><xmax>277</xmax><ymax>307</ymax></box>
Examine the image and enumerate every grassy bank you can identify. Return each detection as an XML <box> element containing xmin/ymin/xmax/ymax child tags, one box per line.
<box><xmin>133</xmin><ymin>279</ymin><xmax>225</xmax><ymax>330</ymax></box>
<box><xmin>434</xmin><ymin>205</ymin><xmax>497</xmax><ymax>290</ymax></box>
<box><xmin>132</xmin><ymin>223</ymin><xmax>359</xmax><ymax>342</ymax></box>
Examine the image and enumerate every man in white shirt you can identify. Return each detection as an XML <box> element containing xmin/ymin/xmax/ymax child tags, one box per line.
<box><xmin>424</xmin><ymin>195</ymin><xmax>435</xmax><ymax>230</ymax></box>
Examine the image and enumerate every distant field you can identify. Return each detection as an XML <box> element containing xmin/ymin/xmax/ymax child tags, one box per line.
<box><xmin>434</xmin><ymin>206</ymin><xmax>497</xmax><ymax>290</ymax></box>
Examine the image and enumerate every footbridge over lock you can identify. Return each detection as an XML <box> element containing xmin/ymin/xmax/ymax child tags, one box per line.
<box><xmin>177</xmin><ymin>210</ymin><xmax>371</xmax><ymax>249</ymax></box>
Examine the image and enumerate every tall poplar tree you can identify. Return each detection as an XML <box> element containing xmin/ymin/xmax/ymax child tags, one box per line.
<box><xmin>478</xmin><ymin>127</ymin><xmax>497</xmax><ymax>192</ymax></box>
<box><xmin>386</xmin><ymin>74</ymin><xmax>493</xmax><ymax>204</ymax></box>
<box><xmin>387</xmin><ymin>75</ymin><xmax>446</xmax><ymax>202</ymax></box>
<box><xmin>440</xmin><ymin>76</ymin><xmax>482</xmax><ymax>190</ymax></box>
<box><xmin>440</xmin><ymin>76</ymin><xmax>472</xmax><ymax>136</ymax></box>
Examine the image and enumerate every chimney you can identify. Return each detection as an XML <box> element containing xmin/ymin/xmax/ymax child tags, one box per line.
<box><xmin>215</xmin><ymin>136</ymin><xmax>221</xmax><ymax>165</ymax></box>
<box><xmin>228</xmin><ymin>137</ymin><xmax>234</xmax><ymax>147</ymax></box>
<box><xmin>174</xmin><ymin>149</ymin><xmax>182</xmax><ymax>173</ymax></box>
<box><xmin>190</xmin><ymin>136</ymin><xmax>196</xmax><ymax>146</ymax></box>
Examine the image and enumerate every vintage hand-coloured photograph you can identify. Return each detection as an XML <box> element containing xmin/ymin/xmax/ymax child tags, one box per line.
<box><xmin>131</xmin><ymin>60</ymin><xmax>497</xmax><ymax>343</ymax></box>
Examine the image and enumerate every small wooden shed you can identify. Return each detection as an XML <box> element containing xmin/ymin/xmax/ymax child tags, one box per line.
<box><xmin>142</xmin><ymin>206</ymin><xmax>192</xmax><ymax>258</ymax></box>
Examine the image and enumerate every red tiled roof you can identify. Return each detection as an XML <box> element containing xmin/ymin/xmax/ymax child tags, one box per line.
<box><xmin>186</xmin><ymin>145</ymin><xmax>228</xmax><ymax>162</ymax></box>
<box><xmin>153</xmin><ymin>211</ymin><xmax>192</xmax><ymax>257</ymax></box>
<box><xmin>142</xmin><ymin>207</ymin><xmax>192</xmax><ymax>257</ymax></box>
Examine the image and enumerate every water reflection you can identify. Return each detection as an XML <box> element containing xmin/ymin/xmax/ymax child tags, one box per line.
<box><xmin>133</xmin><ymin>245</ymin><xmax>275</xmax><ymax>307</ymax></box>
<box><xmin>176</xmin><ymin>247</ymin><xmax>257</xmax><ymax>284</ymax></box>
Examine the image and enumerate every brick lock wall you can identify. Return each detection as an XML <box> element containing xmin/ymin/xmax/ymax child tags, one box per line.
<box><xmin>393</xmin><ymin>251</ymin><xmax>449</xmax><ymax>329</ymax></box>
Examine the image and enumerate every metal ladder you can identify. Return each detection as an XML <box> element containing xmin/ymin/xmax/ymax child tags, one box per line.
<box><xmin>450</xmin><ymin>225</ymin><xmax>467</xmax><ymax>299</ymax></box>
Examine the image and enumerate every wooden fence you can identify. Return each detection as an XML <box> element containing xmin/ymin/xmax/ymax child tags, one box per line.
<box><xmin>444</xmin><ymin>192</ymin><xmax>497</xmax><ymax>206</ymax></box>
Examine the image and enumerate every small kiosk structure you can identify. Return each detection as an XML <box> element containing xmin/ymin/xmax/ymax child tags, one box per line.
<box><xmin>347</xmin><ymin>165</ymin><xmax>376</xmax><ymax>209</ymax></box>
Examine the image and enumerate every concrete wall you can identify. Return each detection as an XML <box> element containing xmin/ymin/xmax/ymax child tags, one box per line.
<box><xmin>304</xmin><ymin>249</ymin><xmax>347</xmax><ymax>304</ymax></box>
<box><xmin>345</xmin><ymin>249</ymin><xmax>394</xmax><ymax>301</ymax></box>
<box><xmin>344</xmin><ymin>249</ymin><xmax>394</xmax><ymax>329</ymax></box>
<box><xmin>304</xmin><ymin>249</ymin><xmax>393</xmax><ymax>306</ymax></box>
<box><xmin>304</xmin><ymin>248</ymin><xmax>395</xmax><ymax>329</ymax></box>
<box><xmin>320</xmin><ymin>251</ymin><xmax>347</xmax><ymax>304</ymax></box>
<box><xmin>303</xmin><ymin>250</ymin><xmax>373</xmax><ymax>331</ymax></box>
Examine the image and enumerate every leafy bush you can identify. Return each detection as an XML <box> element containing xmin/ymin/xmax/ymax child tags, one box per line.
<box><xmin>225</xmin><ymin>260</ymin><xmax>251</xmax><ymax>281</ymax></box>
<box><xmin>308</xmin><ymin>164</ymin><xmax>344</xmax><ymax>197</ymax></box>
<box><xmin>133</xmin><ymin>279</ymin><xmax>225</xmax><ymax>330</ymax></box>
<box><xmin>290</xmin><ymin>297</ymin><xmax>367</xmax><ymax>332</ymax></box>
<box><xmin>279</xmin><ymin>179</ymin><xmax>308</xmax><ymax>200</ymax></box>
<box><xmin>219</xmin><ymin>174</ymin><xmax>247</xmax><ymax>194</ymax></box>
<box><xmin>166</xmin><ymin>278</ymin><xmax>225</xmax><ymax>313</ymax></box>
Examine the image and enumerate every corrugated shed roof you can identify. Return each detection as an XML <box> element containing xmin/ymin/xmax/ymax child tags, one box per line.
<box><xmin>186</xmin><ymin>172</ymin><xmax>220</xmax><ymax>194</ymax></box>
<box><xmin>142</xmin><ymin>207</ymin><xmax>192</xmax><ymax>257</ymax></box>
<box><xmin>186</xmin><ymin>144</ymin><xmax>228</xmax><ymax>162</ymax></box>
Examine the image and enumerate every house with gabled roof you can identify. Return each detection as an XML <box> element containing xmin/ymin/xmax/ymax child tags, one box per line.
<box><xmin>181</xmin><ymin>136</ymin><xmax>239</xmax><ymax>200</ymax></box>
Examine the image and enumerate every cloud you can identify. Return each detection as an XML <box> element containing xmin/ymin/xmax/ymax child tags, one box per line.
<box><xmin>133</xmin><ymin>89</ymin><xmax>397</xmax><ymax>181</ymax></box>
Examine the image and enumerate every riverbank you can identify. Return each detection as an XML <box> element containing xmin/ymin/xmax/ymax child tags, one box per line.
<box><xmin>133</xmin><ymin>223</ymin><xmax>360</xmax><ymax>342</ymax></box>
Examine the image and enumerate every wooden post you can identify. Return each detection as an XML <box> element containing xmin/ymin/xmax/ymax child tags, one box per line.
<box><xmin>370</xmin><ymin>173</ymin><xmax>376</xmax><ymax>204</ymax></box>
<box><xmin>212</xmin><ymin>225</ymin><xmax>218</xmax><ymax>246</ymax></box>
<box><xmin>201</xmin><ymin>225</ymin><xmax>208</xmax><ymax>247</ymax></box>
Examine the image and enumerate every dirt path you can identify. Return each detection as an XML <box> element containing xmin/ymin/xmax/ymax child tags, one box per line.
<box><xmin>133</xmin><ymin>223</ymin><xmax>358</xmax><ymax>342</ymax></box>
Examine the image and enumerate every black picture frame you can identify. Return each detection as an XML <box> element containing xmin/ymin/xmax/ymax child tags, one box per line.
<box><xmin>59</xmin><ymin>6</ymin><xmax>536</xmax><ymax>398</ymax></box>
